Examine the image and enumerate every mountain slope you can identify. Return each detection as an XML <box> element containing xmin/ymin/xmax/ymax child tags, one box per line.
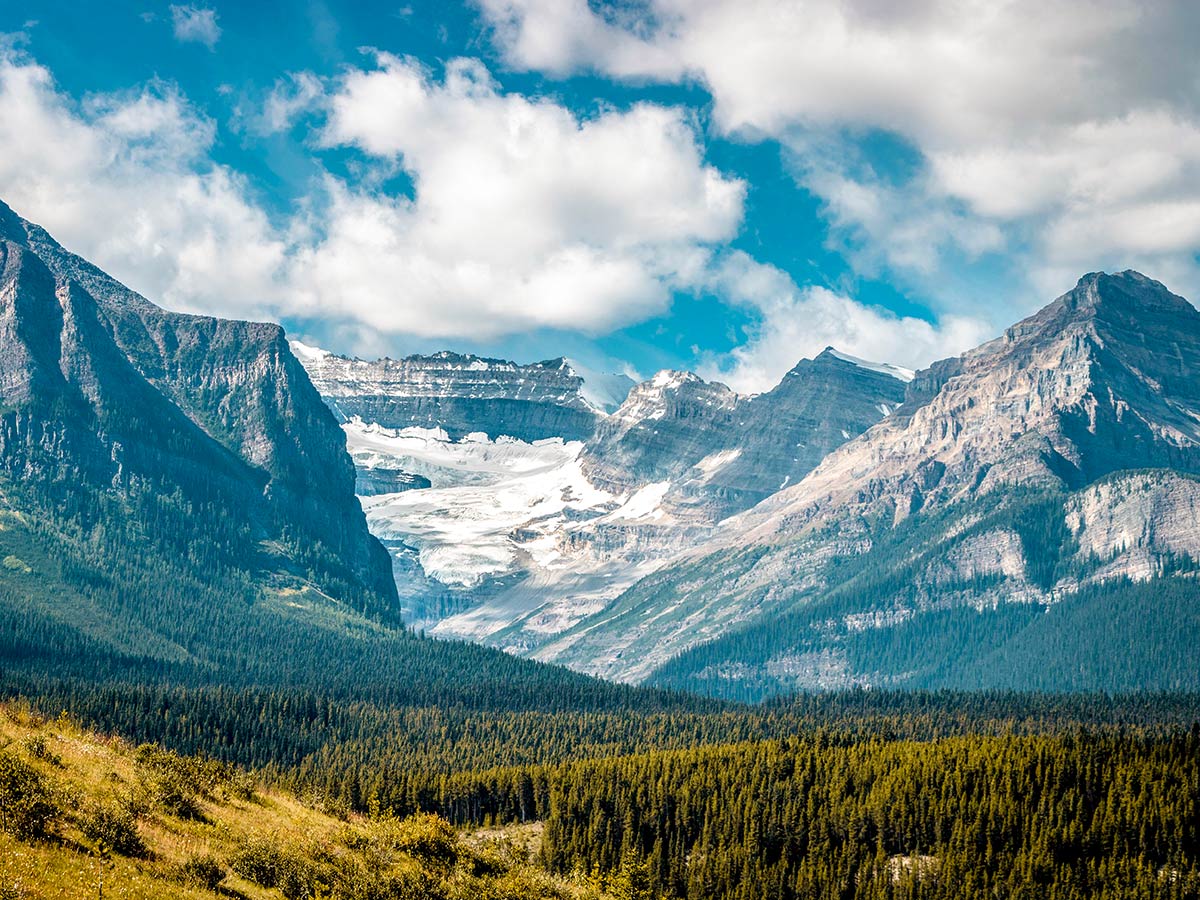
<box><xmin>0</xmin><ymin>200</ymin><xmax>395</xmax><ymax>617</ymax></box>
<box><xmin>572</xmin><ymin>272</ymin><xmax>1200</xmax><ymax>693</ymax></box>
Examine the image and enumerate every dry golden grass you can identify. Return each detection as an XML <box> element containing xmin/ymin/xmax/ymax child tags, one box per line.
<box><xmin>0</xmin><ymin>702</ymin><xmax>595</xmax><ymax>900</ymax></box>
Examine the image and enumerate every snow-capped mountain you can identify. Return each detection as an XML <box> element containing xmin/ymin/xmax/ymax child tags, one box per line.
<box><xmin>296</xmin><ymin>343</ymin><xmax>906</xmax><ymax>653</ymax></box>
<box><xmin>582</xmin><ymin>348</ymin><xmax>911</xmax><ymax>524</ymax></box>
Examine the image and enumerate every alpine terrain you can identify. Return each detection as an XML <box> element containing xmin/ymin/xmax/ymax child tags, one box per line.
<box><xmin>295</xmin><ymin>342</ymin><xmax>910</xmax><ymax>658</ymax></box>
<box><xmin>299</xmin><ymin>271</ymin><xmax>1200</xmax><ymax>697</ymax></box>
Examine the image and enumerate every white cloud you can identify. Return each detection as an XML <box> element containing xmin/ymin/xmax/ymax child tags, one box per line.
<box><xmin>480</xmin><ymin>0</ymin><xmax>1200</xmax><ymax>305</ymax></box>
<box><xmin>301</xmin><ymin>53</ymin><xmax>744</xmax><ymax>338</ymax></box>
<box><xmin>258</xmin><ymin>72</ymin><xmax>325</xmax><ymax>134</ymax></box>
<box><xmin>170</xmin><ymin>5</ymin><xmax>221</xmax><ymax>50</ymax></box>
<box><xmin>698</xmin><ymin>252</ymin><xmax>988</xmax><ymax>393</ymax></box>
<box><xmin>0</xmin><ymin>54</ymin><xmax>287</xmax><ymax>319</ymax></box>
<box><xmin>0</xmin><ymin>50</ymin><xmax>745</xmax><ymax>346</ymax></box>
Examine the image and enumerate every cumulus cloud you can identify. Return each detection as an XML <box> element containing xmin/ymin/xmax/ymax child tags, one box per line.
<box><xmin>170</xmin><ymin>5</ymin><xmax>221</xmax><ymax>50</ymax></box>
<box><xmin>301</xmin><ymin>53</ymin><xmax>744</xmax><ymax>338</ymax></box>
<box><xmin>698</xmin><ymin>253</ymin><xmax>989</xmax><ymax>393</ymax></box>
<box><xmin>0</xmin><ymin>49</ymin><xmax>747</xmax><ymax>345</ymax></box>
<box><xmin>0</xmin><ymin>41</ymin><xmax>1029</xmax><ymax>388</ymax></box>
<box><xmin>0</xmin><ymin>53</ymin><xmax>287</xmax><ymax>319</ymax></box>
<box><xmin>480</xmin><ymin>0</ymin><xmax>1200</xmax><ymax>303</ymax></box>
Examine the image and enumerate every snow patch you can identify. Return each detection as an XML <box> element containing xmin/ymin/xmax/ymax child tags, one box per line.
<box><xmin>599</xmin><ymin>481</ymin><xmax>671</xmax><ymax>523</ymax></box>
<box><xmin>288</xmin><ymin>340</ymin><xmax>331</xmax><ymax>362</ymax></box>
<box><xmin>827</xmin><ymin>348</ymin><xmax>915</xmax><ymax>382</ymax></box>
<box><xmin>694</xmin><ymin>448</ymin><xmax>742</xmax><ymax>480</ymax></box>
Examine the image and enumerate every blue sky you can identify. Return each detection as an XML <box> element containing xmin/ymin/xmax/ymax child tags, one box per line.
<box><xmin>3</xmin><ymin>1</ymin><xmax>1199</xmax><ymax>390</ymax></box>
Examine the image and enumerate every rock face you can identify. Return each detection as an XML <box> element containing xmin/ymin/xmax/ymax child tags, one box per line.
<box><xmin>736</xmin><ymin>270</ymin><xmax>1200</xmax><ymax>539</ymax></box>
<box><xmin>294</xmin><ymin>344</ymin><xmax>633</xmax><ymax>443</ymax></box>
<box><xmin>0</xmin><ymin>199</ymin><xmax>397</xmax><ymax>617</ymax></box>
<box><xmin>583</xmin><ymin>349</ymin><xmax>910</xmax><ymax>523</ymax></box>
<box><xmin>577</xmin><ymin>271</ymin><xmax>1200</xmax><ymax>694</ymax></box>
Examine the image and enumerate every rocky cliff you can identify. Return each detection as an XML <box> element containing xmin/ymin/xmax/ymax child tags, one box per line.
<box><xmin>582</xmin><ymin>349</ymin><xmax>910</xmax><ymax>523</ymax></box>
<box><xmin>0</xmin><ymin>199</ymin><xmax>397</xmax><ymax>621</ymax></box>
<box><xmin>294</xmin><ymin>344</ymin><xmax>633</xmax><ymax>443</ymax></box>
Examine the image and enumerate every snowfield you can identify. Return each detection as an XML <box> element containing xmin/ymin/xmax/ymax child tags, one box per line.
<box><xmin>342</xmin><ymin>419</ymin><xmax>687</xmax><ymax>645</ymax></box>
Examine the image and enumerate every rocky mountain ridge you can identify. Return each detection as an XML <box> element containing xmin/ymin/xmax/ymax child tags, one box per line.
<box><xmin>0</xmin><ymin>198</ymin><xmax>398</xmax><ymax>659</ymax></box>
<box><xmin>293</xmin><ymin>342</ymin><xmax>634</xmax><ymax>443</ymax></box>
<box><xmin>564</xmin><ymin>271</ymin><xmax>1200</xmax><ymax>694</ymax></box>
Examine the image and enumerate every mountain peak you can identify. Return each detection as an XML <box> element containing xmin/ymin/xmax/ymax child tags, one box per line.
<box><xmin>1066</xmin><ymin>269</ymin><xmax>1193</xmax><ymax>316</ymax></box>
<box><xmin>812</xmin><ymin>346</ymin><xmax>916</xmax><ymax>382</ymax></box>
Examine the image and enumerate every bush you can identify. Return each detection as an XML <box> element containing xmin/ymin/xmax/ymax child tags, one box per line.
<box><xmin>179</xmin><ymin>855</ymin><xmax>225</xmax><ymax>891</ymax></box>
<box><xmin>20</xmin><ymin>736</ymin><xmax>60</xmax><ymax>767</ymax></box>
<box><xmin>229</xmin><ymin>837</ymin><xmax>285</xmax><ymax>887</ymax></box>
<box><xmin>134</xmin><ymin>744</ymin><xmax>215</xmax><ymax>819</ymax></box>
<box><xmin>388</xmin><ymin>814</ymin><xmax>459</xmax><ymax>866</ymax></box>
<box><xmin>79</xmin><ymin>803</ymin><xmax>148</xmax><ymax>858</ymax></box>
<box><xmin>229</xmin><ymin>837</ymin><xmax>323</xmax><ymax>899</ymax></box>
<box><xmin>0</xmin><ymin>752</ymin><xmax>59</xmax><ymax>840</ymax></box>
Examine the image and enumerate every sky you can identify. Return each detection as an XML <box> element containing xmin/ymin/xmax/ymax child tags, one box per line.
<box><xmin>2</xmin><ymin>1</ymin><xmax>1199</xmax><ymax>392</ymax></box>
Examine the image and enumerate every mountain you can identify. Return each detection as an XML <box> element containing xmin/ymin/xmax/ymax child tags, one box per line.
<box><xmin>297</xmin><ymin>341</ymin><xmax>908</xmax><ymax>666</ymax></box>
<box><xmin>584</xmin><ymin>271</ymin><xmax>1200</xmax><ymax>696</ymax></box>
<box><xmin>293</xmin><ymin>343</ymin><xmax>634</xmax><ymax>442</ymax></box>
<box><xmin>0</xmin><ymin>199</ymin><xmax>395</xmax><ymax>619</ymax></box>
<box><xmin>582</xmin><ymin>349</ymin><xmax>911</xmax><ymax>523</ymax></box>
<box><xmin>0</xmin><ymin>199</ymin><xmax>688</xmax><ymax>715</ymax></box>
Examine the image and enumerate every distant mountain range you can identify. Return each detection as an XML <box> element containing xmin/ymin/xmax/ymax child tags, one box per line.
<box><xmin>1</xmin><ymin>195</ymin><xmax>1196</xmax><ymax>700</ymax></box>
<box><xmin>294</xmin><ymin>340</ymin><xmax>909</xmax><ymax>657</ymax></box>
<box><xmin>299</xmin><ymin>271</ymin><xmax>1200</xmax><ymax>697</ymax></box>
<box><xmin>0</xmin><ymin>198</ymin><xmax>677</xmax><ymax>714</ymax></box>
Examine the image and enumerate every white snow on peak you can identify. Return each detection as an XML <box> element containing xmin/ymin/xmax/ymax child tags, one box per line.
<box><xmin>289</xmin><ymin>340</ymin><xmax>332</xmax><ymax>362</ymax></box>
<box><xmin>826</xmin><ymin>348</ymin><xmax>915</xmax><ymax>382</ymax></box>
<box><xmin>564</xmin><ymin>357</ymin><xmax>636</xmax><ymax>414</ymax></box>
<box><xmin>651</xmin><ymin>369</ymin><xmax>694</xmax><ymax>389</ymax></box>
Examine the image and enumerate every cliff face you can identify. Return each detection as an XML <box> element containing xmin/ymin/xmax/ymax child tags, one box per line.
<box><xmin>0</xmin><ymin>199</ymin><xmax>397</xmax><ymax>617</ymax></box>
<box><xmin>735</xmin><ymin>270</ymin><xmax>1200</xmax><ymax>540</ymax></box>
<box><xmin>582</xmin><ymin>350</ymin><xmax>910</xmax><ymax>523</ymax></box>
<box><xmin>294</xmin><ymin>345</ymin><xmax>632</xmax><ymax>442</ymax></box>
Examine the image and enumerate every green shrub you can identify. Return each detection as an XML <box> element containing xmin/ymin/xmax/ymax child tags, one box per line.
<box><xmin>179</xmin><ymin>855</ymin><xmax>225</xmax><ymax>891</ymax></box>
<box><xmin>229</xmin><ymin>837</ymin><xmax>322</xmax><ymax>899</ymax></box>
<box><xmin>388</xmin><ymin>814</ymin><xmax>459</xmax><ymax>866</ymax></box>
<box><xmin>0</xmin><ymin>752</ymin><xmax>59</xmax><ymax>840</ymax></box>
<box><xmin>79</xmin><ymin>803</ymin><xmax>148</xmax><ymax>858</ymax></box>
<box><xmin>20</xmin><ymin>735</ymin><xmax>59</xmax><ymax>766</ymax></box>
<box><xmin>229</xmin><ymin>837</ymin><xmax>285</xmax><ymax>887</ymax></box>
<box><xmin>134</xmin><ymin>744</ymin><xmax>216</xmax><ymax>819</ymax></box>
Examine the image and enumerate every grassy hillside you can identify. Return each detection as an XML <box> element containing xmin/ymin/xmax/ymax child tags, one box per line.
<box><xmin>0</xmin><ymin>703</ymin><xmax>606</xmax><ymax>900</ymax></box>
